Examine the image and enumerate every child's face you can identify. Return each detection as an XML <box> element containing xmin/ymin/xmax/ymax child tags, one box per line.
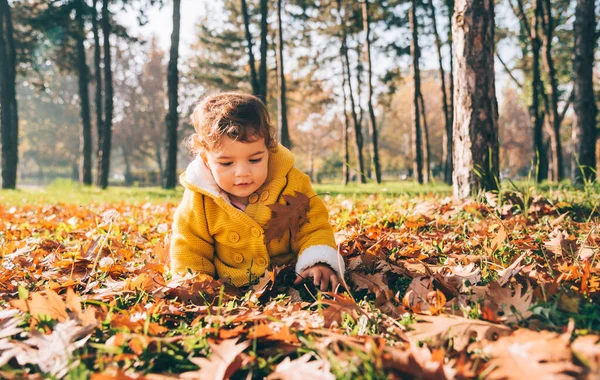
<box><xmin>203</xmin><ymin>136</ymin><xmax>269</xmax><ymax>204</ymax></box>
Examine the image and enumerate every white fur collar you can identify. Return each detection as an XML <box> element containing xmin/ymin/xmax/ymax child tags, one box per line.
<box><xmin>184</xmin><ymin>157</ymin><xmax>232</xmax><ymax>204</ymax></box>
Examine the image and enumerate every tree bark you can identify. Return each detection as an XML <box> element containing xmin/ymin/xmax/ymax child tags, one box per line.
<box><xmin>362</xmin><ymin>0</ymin><xmax>381</xmax><ymax>183</ymax></box>
<box><xmin>340</xmin><ymin>52</ymin><xmax>350</xmax><ymax>185</ymax></box>
<box><xmin>445</xmin><ymin>0</ymin><xmax>455</xmax><ymax>184</ymax></box>
<box><xmin>258</xmin><ymin>0</ymin><xmax>268</xmax><ymax>101</ymax></box>
<box><xmin>241</xmin><ymin>0</ymin><xmax>259</xmax><ymax>95</ymax></box>
<box><xmin>92</xmin><ymin>0</ymin><xmax>104</xmax><ymax>180</ymax></box>
<box><xmin>74</xmin><ymin>0</ymin><xmax>92</xmax><ymax>185</ymax></box>
<box><xmin>540</xmin><ymin>0</ymin><xmax>563</xmax><ymax>181</ymax></box>
<box><xmin>163</xmin><ymin>0</ymin><xmax>181</xmax><ymax>189</ymax></box>
<box><xmin>343</xmin><ymin>45</ymin><xmax>365</xmax><ymax>184</ymax></box>
<box><xmin>452</xmin><ymin>0</ymin><xmax>500</xmax><ymax>199</ymax></box>
<box><xmin>0</xmin><ymin>0</ymin><xmax>18</xmax><ymax>189</ymax></box>
<box><xmin>419</xmin><ymin>92</ymin><xmax>431</xmax><ymax>183</ymax></box>
<box><xmin>427</xmin><ymin>0</ymin><xmax>451</xmax><ymax>185</ymax></box>
<box><xmin>410</xmin><ymin>0</ymin><xmax>424</xmax><ymax>184</ymax></box>
<box><xmin>97</xmin><ymin>0</ymin><xmax>113</xmax><ymax>189</ymax></box>
<box><xmin>276</xmin><ymin>0</ymin><xmax>290</xmax><ymax>149</ymax></box>
<box><xmin>571</xmin><ymin>0</ymin><xmax>597</xmax><ymax>184</ymax></box>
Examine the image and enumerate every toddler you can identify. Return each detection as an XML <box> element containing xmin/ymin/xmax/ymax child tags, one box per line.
<box><xmin>170</xmin><ymin>92</ymin><xmax>345</xmax><ymax>291</ymax></box>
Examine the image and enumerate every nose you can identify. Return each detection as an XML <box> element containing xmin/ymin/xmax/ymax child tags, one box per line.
<box><xmin>235</xmin><ymin>162</ymin><xmax>251</xmax><ymax>177</ymax></box>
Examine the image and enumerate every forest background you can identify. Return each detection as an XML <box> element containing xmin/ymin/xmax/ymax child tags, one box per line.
<box><xmin>1</xmin><ymin>0</ymin><xmax>596</xmax><ymax>190</ymax></box>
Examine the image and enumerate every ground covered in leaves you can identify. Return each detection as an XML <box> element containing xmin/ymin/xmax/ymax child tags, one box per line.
<box><xmin>1</xmin><ymin>186</ymin><xmax>600</xmax><ymax>379</ymax></box>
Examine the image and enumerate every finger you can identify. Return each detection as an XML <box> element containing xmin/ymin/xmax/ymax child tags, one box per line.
<box><xmin>294</xmin><ymin>270</ymin><xmax>309</xmax><ymax>284</ymax></box>
<box><xmin>330</xmin><ymin>275</ymin><xmax>339</xmax><ymax>292</ymax></box>
<box><xmin>320</xmin><ymin>275</ymin><xmax>329</xmax><ymax>292</ymax></box>
<box><xmin>313</xmin><ymin>270</ymin><xmax>322</xmax><ymax>287</ymax></box>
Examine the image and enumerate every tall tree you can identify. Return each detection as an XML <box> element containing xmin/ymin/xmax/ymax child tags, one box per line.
<box><xmin>74</xmin><ymin>0</ymin><xmax>92</xmax><ymax>185</ymax></box>
<box><xmin>410</xmin><ymin>0</ymin><xmax>423</xmax><ymax>184</ymax></box>
<box><xmin>0</xmin><ymin>0</ymin><xmax>18</xmax><ymax>189</ymax></box>
<box><xmin>571</xmin><ymin>0</ymin><xmax>597</xmax><ymax>184</ymax></box>
<box><xmin>444</xmin><ymin>0</ymin><xmax>455</xmax><ymax>184</ymax></box>
<box><xmin>258</xmin><ymin>0</ymin><xmax>268</xmax><ymax>100</ymax></box>
<box><xmin>163</xmin><ymin>0</ymin><xmax>181</xmax><ymax>189</ymax></box>
<box><xmin>276</xmin><ymin>0</ymin><xmax>290</xmax><ymax>148</ymax></box>
<box><xmin>339</xmin><ymin>50</ymin><xmax>351</xmax><ymax>185</ymax></box>
<box><xmin>337</xmin><ymin>0</ymin><xmax>366</xmax><ymax>183</ymax></box>
<box><xmin>92</xmin><ymin>0</ymin><xmax>104</xmax><ymax>180</ymax></box>
<box><xmin>452</xmin><ymin>0</ymin><xmax>499</xmax><ymax>198</ymax></box>
<box><xmin>427</xmin><ymin>0</ymin><xmax>451</xmax><ymax>184</ymax></box>
<box><xmin>241</xmin><ymin>0</ymin><xmax>259</xmax><ymax>95</ymax></box>
<box><xmin>419</xmin><ymin>92</ymin><xmax>431</xmax><ymax>183</ymax></box>
<box><xmin>362</xmin><ymin>0</ymin><xmax>381</xmax><ymax>183</ymax></box>
<box><xmin>97</xmin><ymin>0</ymin><xmax>113</xmax><ymax>189</ymax></box>
<box><xmin>539</xmin><ymin>0</ymin><xmax>565</xmax><ymax>181</ymax></box>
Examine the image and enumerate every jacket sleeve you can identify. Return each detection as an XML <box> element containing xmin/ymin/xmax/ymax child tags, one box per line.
<box><xmin>170</xmin><ymin>189</ymin><xmax>216</xmax><ymax>277</ymax></box>
<box><xmin>289</xmin><ymin>169</ymin><xmax>346</xmax><ymax>278</ymax></box>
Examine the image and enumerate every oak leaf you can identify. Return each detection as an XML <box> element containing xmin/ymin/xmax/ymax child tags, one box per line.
<box><xmin>266</xmin><ymin>353</ymin><xmax>335</xmax><ymax>380</ymax></box>
<box><xmin>264</xmin><ymin>192</ymin><xmax>310</xmax><ymax>244</ymax></box>
<box><xmin>407</xmin><ymin>314</ymin><xmax>511</xmax><ymax>351</ymax></box>
<box><xmin>181</xmin><ymin>338</ymin><xmax>250</xmax><ymax>380</ymax></box>
<box><xmin>10</xmin><ymin>290</ymin><xmax>68</xmax><ymax>324</ymax></box>
<box><xmin>483</xmin><ymin>329</ymin><xmax>581</xmax><ymax>380</ymax></box>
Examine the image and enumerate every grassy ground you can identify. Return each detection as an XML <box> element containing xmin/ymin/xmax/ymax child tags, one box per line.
<box><xmin>0</xmin><ymin>179</ymin><xmax>453</xmax><ymax>205</ymax></box>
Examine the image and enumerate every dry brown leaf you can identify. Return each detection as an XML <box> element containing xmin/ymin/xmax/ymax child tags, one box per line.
<box><xmin>10</xmin><ymin>290</ymin><xmax>68</xmax><ymax>323</ymax></box>
<box><xmin>483</xmin><ymin>329</ymin><xmax>581</xmax><ymax>380</ymax></box>
<box><xmin>484</xmin><ymin>282</ymin><xmax>533</xmax><ymax>323</ymax></box>
<box><xmin>408</xmin><ymin>314</ymin><xmax>511</xmax><ymax>351</ymax></box>
<box><xmin>264</xmin><ymin>192</ymin><xmax>310</xmax><ymax>244</ymax></box>
<box><xmin>266</xmin><ymin>353</ymin><xmax>335</xmax><ymax>380</ymax></box>
<box><xmin>402</xmin><ymin>277</ymin><xmax>446</xmax><ymax>315</ymax></box>
<box><xmin>571</xmin><ymin>335</ymin><xmax>600</xmax><ymax>375</ymax></box>
<box><xmin>382</xmin><ymin>342</ymin><xmax>456</xmax><ymax>379</ymax></box>
<box><xmin>181</xmin><ymin>338</ymin><xmax>250</xmax><ymax>379</ymax></box>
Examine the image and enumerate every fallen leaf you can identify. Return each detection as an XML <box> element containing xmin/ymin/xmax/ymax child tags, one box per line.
<box><xmin>181</xmin><ymin>338</ymin><xmax>250</xmax><ymax>379</ymax></box>
<box><xmin>408</xmin><ymin>314</ymin><xmax>511</xmax><ymax>351</ymax></box>
<box><xmin>264</xmin><ymin>192</ymin><xmax>310</xmax><ymax>244</ymax></box>
<box><xmin>266</xmin><ymin>353</ymin><xmax>335</xmax><ymax>380</ymax></box>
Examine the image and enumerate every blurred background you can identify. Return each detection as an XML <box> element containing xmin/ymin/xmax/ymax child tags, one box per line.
<box><xmin>0</xmin><ymin>0</ymin><xmax>597</xmax><ymax>189</ymax></box>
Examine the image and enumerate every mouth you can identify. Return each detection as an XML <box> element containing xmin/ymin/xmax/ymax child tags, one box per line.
<box><xmin>234</xmin><ymin>182</ymin><xmax>252</xmax><ymax>186</ymax></box>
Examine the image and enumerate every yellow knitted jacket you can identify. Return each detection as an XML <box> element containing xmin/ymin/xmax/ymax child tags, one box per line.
<box><xmin>170</xmin><ymin>144</ymin><xmax>345</xmax><ymax>287</ymax></box>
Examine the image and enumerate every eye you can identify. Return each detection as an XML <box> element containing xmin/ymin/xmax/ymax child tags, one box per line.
<box><xmin>249</xmin><ymin>158</ymin><xmax>263</xmax><ymax>164</ymax></box>
<box><xmin>219</xmin><ymin>162</ymin><xmax>233</xmax><ymax>167</ymax></box>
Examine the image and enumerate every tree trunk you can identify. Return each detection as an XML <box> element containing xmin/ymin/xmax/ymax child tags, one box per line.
<box><xmin>419</xmin><ymin>92</ymin><xmax>431</xmax><ymax>183</ymax></box>
<box><xmin>410</xmin><ymin>0</ymin><xmax>424</xmax><ymax>184</ymax></box>
<box><xmin>276</xmin><ymin>0</ymin><xmax>290</xmax><ymax>149</ymax></box>
<box><xmin>340</xmin><ymin>52</ymin><xmax>350</xmax><ymax>185</ymax></box>
<box><xmin>164</xmin><ymin>0</ymin><xmax>181</xmax><ymax>189</ymax></box>
<box><xmin>74</xmin><ymin>0</ymin><xmax>93</xmax><ymax>185</ymax></box>
<box><xmin>258</xmin><ymin>0</ymin><xmax>268</xmax><ymax>101</ymax></box>
<box><xmin>0</xmin><ymin>0</ymin><xmax>18</xmax><ymax>189</ymax></box>
<box><xmin>97</xmin><ymin>0</ymin><xmax>113</xmax><ymax>189</ymax></box>
<box><xmin>445</xmin><ymin>0</ymin><xmax>455</xmax><ymax>184</ymax></box>
<box><xmin>452</xmin><ymin>0</ymin><xmax>499</xmax><ymax>199</ymax></box>
<box><xmin>540</xmin><ymin>0</ymin><xmax>563</xmax><ymax>181</ymax></box>
<box><xmin>241</xmin><ymin>0</ymin><xmax>259</xmax><ymax>95</ymax></box>
<box><xmin>571</xmin><ymin>0</ymin><xmax>597</xmax><ymax>184</ymax></box>
<box><xmin>531</xmin><ymin>0</ymin><xmax>547</xmax><ymax>182</ymax></box>
<box><xmin>92</xmin><ymin>0</ymin><xmax>103</xmax><ymax>180</ymax></box>
<box><xmin>427</xmin><ymin>0</ymin><xmax>451</xmax><ymax>185</ymax></box>
<box><xmin>337</xmin><ymin>1</ymin><xmax>365</xmax><ymax>183</ymax></box>
<box><xmin>362</xmin><ymin>0</ymin><xmax>381</xmax><ymax>183</ymax></box>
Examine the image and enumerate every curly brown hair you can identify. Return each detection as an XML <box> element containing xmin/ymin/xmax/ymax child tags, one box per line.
<box><xmin>187</xmin><ymin>92</ymin><xmax>277</xmax><ymax>154</ymax></box>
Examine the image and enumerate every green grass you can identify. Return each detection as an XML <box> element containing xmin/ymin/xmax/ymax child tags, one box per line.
<box><xmin>0</xmin><ymin>179</ymin><xmax>452</xmax><ymax>205</ymax></box>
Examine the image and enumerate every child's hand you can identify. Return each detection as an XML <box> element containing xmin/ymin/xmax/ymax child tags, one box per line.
<box><xmin>294</xmin><ymin>264</ymin><xmax>340</xmax><ymax>292</ymax></box>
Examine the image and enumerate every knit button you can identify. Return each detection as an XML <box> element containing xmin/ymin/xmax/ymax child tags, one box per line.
<box><xmin>233</xmin><ymin>253</ymin><xmax>243</xmax><ymax>264</ymax></box>
<box><xmin>228</xmin><ymin>232</ymin><xmax>240</xmax><ymax>243</ymax></box>
<box><xmin>256</xmin><ymin>257</ymin><xmax>266</xmax><ymax>266</ymax></box>
<box><xmin>260</xmin><ymin>191</ymin><xmax>269</xmax><ymax>202</ymax></box>
<box><xmin>249</xmin><ymin>193</ymin><xmax>259</xmax><ymax>203</ymax></box>
<box><xmin>251</xmin><ymin>227</ymin><xmax>262</xmax><ymax>237</ymax></box>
